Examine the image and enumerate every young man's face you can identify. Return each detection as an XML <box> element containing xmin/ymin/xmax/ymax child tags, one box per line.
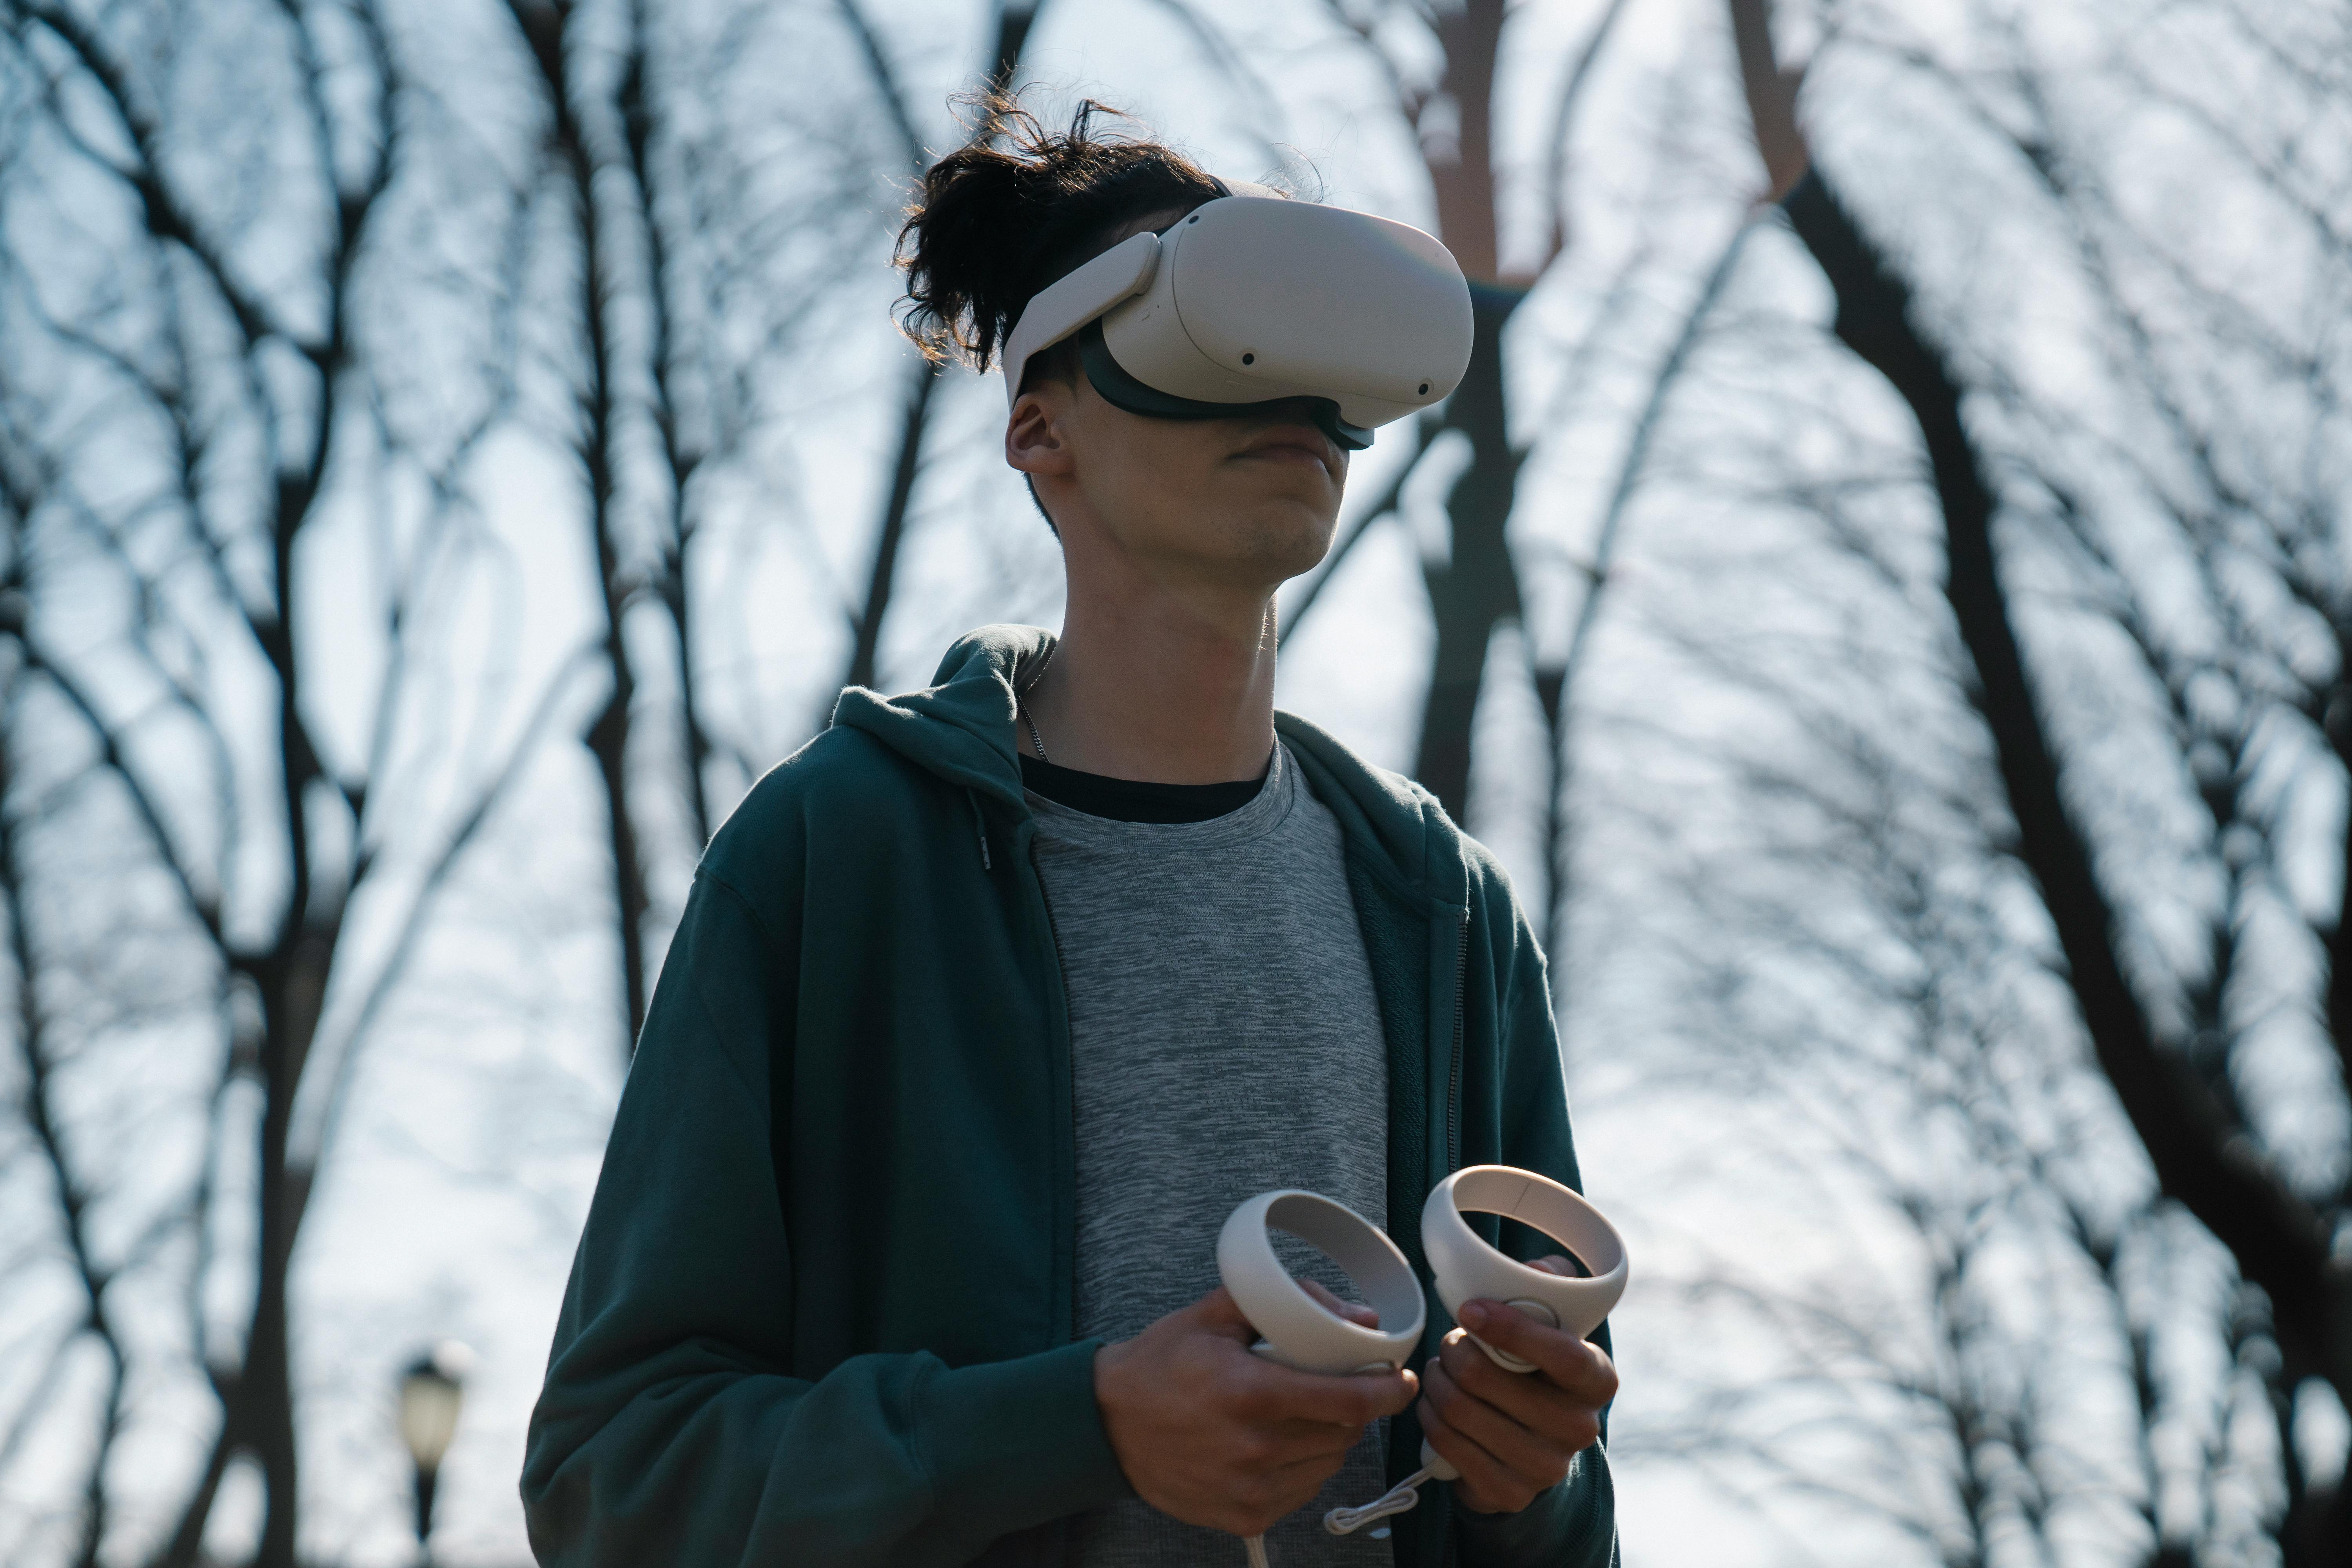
<box><xmin>1013</xmin><ymin>374</ymin><xmax>1349</xmax><ymax>590</ymax></box>
<box><xmin>1005</xmin><ymin>207</ymin><xmax>1351</xmax><ymax>594</ymax></box>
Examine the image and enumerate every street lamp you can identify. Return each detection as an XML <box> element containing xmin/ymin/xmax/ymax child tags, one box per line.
<box><xmin>397</xmin><ymin>1341</ymin><xmax>473</xmax><ymax>1565</ymax></box>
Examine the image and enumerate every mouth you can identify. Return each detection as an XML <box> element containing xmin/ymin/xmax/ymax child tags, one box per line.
<box><xmin>1234</xmin><ymin>423</ymin><xmax>1341</xmax><ymax>479</ymax></box>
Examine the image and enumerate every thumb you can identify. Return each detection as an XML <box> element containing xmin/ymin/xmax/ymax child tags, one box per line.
<box><xmin>1530</xmin><ymin>1254</ymin><xmax>1586</xmax><ymax>1278</ymax></box>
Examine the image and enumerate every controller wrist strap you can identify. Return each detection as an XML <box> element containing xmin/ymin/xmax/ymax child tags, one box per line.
<box><xmin>1321</xmin><ymin>1461</ymin><xmax>1440</xmax><ymax>1535</ymax></box>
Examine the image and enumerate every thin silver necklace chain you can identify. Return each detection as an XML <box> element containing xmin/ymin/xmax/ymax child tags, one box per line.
<box><xmin>1017</xmin><ymin>643</ymin><xmax>1055</xmax><ymax>762</ymax></box>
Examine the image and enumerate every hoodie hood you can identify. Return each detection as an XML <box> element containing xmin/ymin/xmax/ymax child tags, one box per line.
<box><xmin>829</xmin><ymin>623</ymin><xmax>1049</xmax><ymax>811</ymax></box>
<box><xmin>829</xmin><ymin>624</ymin><xmax>1466</xmax><ymax>906</ymax></box>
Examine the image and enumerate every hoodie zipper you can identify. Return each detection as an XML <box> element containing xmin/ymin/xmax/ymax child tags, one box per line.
<box><xmin>1447</xmin><ymin>906</ymin><xmax>1469</xmax><ymax>1174</ymax></box>
<box><xmin>1028</xmin><ymin>839</ymin><xmax>1079</xmax><ymax>1341</ymax></box>
<box><xmin>967</xmin><ymin>789</ymin><xmax>991</xmax><ymax>870</ymax></box>
<box><xmin>1033</xmin><ymin>847</ymin><xmax>1073</xmax><ymax>1010</ymax></box>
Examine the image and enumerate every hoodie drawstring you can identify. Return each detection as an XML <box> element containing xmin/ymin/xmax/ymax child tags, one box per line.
<box><xmin>968</xmin><ymin>790</ymin><xmax>992</xmax><ymax>871</ymax></box>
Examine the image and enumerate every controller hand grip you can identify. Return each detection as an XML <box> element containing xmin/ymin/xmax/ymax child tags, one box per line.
<box><xmin>1415</xmin><ymin>1166</ymin><xmax>1628</xmax><ymax>1482</ymax></box>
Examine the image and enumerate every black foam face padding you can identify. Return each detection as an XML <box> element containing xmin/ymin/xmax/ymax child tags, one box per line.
<box><xmin>1077</xmin><ymin>321</ymin><xmax>1374</xmax><ymax>451</ymax></box>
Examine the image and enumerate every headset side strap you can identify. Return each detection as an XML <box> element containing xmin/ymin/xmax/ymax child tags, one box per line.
<box><xmin>1000</xmin><ymin>231</ymin><xmax>1162</xmax><ymax>410</ymax></box>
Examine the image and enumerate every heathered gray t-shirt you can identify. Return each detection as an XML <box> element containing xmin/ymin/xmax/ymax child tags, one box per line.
<box><xmin>1027</xmin><ymin>741</ymin><xmax>1397</xmax><ymax>1566</ymax></box>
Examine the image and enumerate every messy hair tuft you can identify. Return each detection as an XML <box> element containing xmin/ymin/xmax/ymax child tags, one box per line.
<box><xmin>895</xmin><ymin>92</ymin><xmax>1227</xmax><ymax>377</ymax></box>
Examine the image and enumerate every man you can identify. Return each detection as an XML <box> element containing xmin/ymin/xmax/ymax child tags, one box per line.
<box><xmin>522</xmin><ymin>98</ymin><xmax>1619</xmax><ymax>1568</ymax></box>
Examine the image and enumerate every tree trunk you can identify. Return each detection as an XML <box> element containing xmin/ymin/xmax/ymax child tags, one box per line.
<box><xmin>1405</xmin><ymin>0</ymin><xmax>1521</xmax><ymax>826</ymax></box>
<box><xmin>512</xmin><ymin>0</ymin><xmax>653</xmax><ymax>1053</ymax></box>
<box><xmin>846</xmin><ymin>362</ymin><xmax>940</xmax><ymax>693</ymax></box>
<box><xmin>1414</xmin><ymin>285</ymin><xmax>1525</xmax><ymax>822</ymax></box>
<box><xmin>619</xmin><ymin>4</ymin><xmax>715</xmax><ymax>850</ymax></box>
<box><xmin>1726</xmin><ymin>4</ymin><xmax>2352</xmax><ymax>1556</ymax></box>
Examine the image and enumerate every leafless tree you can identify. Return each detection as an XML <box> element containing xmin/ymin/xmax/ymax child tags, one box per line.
<box><xmin>1619</xmin><ymin>607</ymin><xmax>2273</xmax><ymax>1563</ymax></box>
<box><xmin>0</xmin><ymin>3</ymin><xmax>564</xmax><ymax>1562</ymax></box>
<box><xmin>1273</xmin><ymin>0</ymin><xmax>1637</xmax><ymax>832</ymax></box>
<box><xmin>830</xmin><ymin>1</ymin><xmax>1048</xmax><ymax>698</ymax></box>
<box><xmin>497</xmin><ymin>0</ymin><xmax>1051</xmax><ymax>1060</ymax></box>
<box><xmin>0</xmin><ymin>424</ymin><xmax>138</xmax><ymax>1568</ymax></box>
<box><xmin>1721</xmin><ymin>0</ymin><xmax>2352</xmax><ymax>1558</ymax></box>
<box><xmin>1219</xmin><ymin>0</ymin><xmax>1786</xmax><ymax>970</ymax></box>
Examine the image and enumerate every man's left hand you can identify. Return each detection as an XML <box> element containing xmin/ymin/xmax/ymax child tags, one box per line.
<box><xmin>1417</xmin><ymin>1256</ymin><xmax>1619</xmax><ymax>1515</ymax></box>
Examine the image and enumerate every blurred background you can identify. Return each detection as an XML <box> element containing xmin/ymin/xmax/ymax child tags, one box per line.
<box><xmin>2</xmin><ymin>0</ymin><xmax>2348</xmax><ymax>1564</ymax></box>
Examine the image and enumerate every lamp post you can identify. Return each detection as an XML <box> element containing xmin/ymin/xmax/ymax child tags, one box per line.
<box><xmin>397</xmin><ymin>1341</ymin><xmax>472</xmax><ymax>1565</ymax></box>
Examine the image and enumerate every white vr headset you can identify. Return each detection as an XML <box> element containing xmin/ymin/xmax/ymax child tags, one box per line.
<box><xmin>999</xmin><ymin>183</ymin><xmax>1474</xmax><ymax>450</ymax></box>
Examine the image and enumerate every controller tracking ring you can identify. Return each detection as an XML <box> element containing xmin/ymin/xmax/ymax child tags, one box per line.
<box><xmin>1216</xmin><ymin>1190</ymin><xmax>1426</xmax><ymax>1375</ymax></box>
<box><xmin>1423</xmin><ymin>1165</ymin><xmax>1628</xmax><ymax>1371</ymax></box>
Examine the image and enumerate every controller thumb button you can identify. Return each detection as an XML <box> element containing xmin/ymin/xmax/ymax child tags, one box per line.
<box><xmin>1503</xmin><ymin>1298</ymin><xmax>1561</xmax><ymax>1328</ymax></box>
<box><xmin>1470</xmin><ymin>1334</ymin><xmax>1541</xmax><ymax>1374</ymax></box>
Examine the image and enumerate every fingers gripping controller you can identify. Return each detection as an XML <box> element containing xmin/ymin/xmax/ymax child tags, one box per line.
<box><xmin>1413</xmin><ymin>1166</ymin><xmax>1626</xmax><ymax>1485</ymax></box>
<box><xmin>1324</xmin><ymin>1167</ymin><xmax>1629</xmax><ymax>1534</ymax></box>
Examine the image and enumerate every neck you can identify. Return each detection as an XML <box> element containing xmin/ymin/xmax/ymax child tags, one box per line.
<box><xmin>1024</xmin><ymin>573</ymin><xmax>1278</xmax><ymax>784</ymax></box>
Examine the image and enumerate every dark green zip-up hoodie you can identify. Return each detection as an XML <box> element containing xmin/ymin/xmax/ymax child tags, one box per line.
<box><xmin>522</xmin><ymin>626</ymin><xmax>1618</xmax><ymax>1568</ymax></box>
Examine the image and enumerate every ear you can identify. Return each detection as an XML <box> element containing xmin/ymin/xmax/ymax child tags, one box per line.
<box><xmin>1005</xmin><ymin>381</ymin><xmax>1078</xmax><ymax>479</ymax></box>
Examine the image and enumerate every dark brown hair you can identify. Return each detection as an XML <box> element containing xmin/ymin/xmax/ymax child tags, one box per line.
<box><xmin>896</xmin><ymin>93</ymin><xmax>1226</xmax><ymax>377</ymax></box>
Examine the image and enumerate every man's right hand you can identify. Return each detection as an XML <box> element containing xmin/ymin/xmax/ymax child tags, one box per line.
<box><xmin>1092</xmin><ymin>1285</ymin><xmax>1419</xmax><ymax>1537</ymax></box>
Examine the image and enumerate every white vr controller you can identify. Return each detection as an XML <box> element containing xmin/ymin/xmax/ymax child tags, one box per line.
<box><xmin>1217</xmin><ymin>1191</ymin><xmax>1425</xmax><ymax>1568</ymax></box>
<box><xmin>1214</xmin><ymin>1165</ymin><xmax>1628</xmax><ymax>1543</ymax></box>
<box><xmin>1412</xmin><ymin>1165</ymin><xmax>1628</xmax><ymax>1483</ymax></box>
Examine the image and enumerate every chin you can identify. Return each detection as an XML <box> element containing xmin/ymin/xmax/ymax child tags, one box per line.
<box><xmin>1234</xmin><ymin>505</ymin><xmax>1340</xmax><ymax>580</ymax></box>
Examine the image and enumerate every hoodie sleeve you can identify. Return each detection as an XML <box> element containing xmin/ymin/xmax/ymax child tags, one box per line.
<box><xmin>1454</xmin><ymin>873</ymin><xmax>1621</xmax><ymax>1568</ymax></box>
<box><xmin>519</xmin><ymin>868</ymin><xmax>1127</xmax><ymax>1566</ymax></box>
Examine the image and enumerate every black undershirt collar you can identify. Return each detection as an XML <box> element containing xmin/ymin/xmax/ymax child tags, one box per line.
<box><xmin>1018</xmin><ymin>753</ymin><xmax>1270</xmax><ymax>825</ymax></box>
